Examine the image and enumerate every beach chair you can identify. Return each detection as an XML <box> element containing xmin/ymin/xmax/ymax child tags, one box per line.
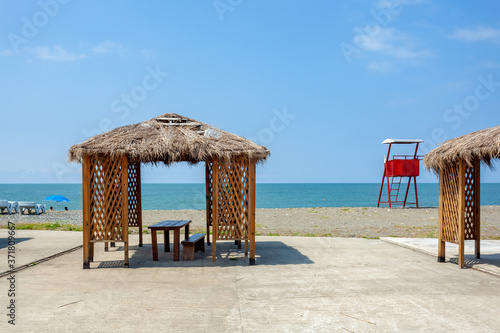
<box><xmin>0</xmin><ymin>200</ymin><xmax>14</xmax><ymax>214</ymax></box>
<box><xmin>9</xmin><ymin>201</ymin><xmax>19</xmax><ymax>214</ymax></box>
<box><xmin>19</xmin><ymin>202</ymin><xmax>45</xmax><ymax>215</ymax></box>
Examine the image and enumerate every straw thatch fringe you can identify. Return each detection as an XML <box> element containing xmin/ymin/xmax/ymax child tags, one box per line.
<box><xmin>68</xmin><ymin>113</ymin><xmax>270</xmax><ymax>165</ymax></box>
<box><xmin>423</xmin><ymin>125</ymin><xmax>500</xmax><ymax>172</ymax></box>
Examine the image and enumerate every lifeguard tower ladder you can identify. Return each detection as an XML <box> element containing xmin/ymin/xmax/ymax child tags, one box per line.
<box><xmin>377</xmin><ymin>139</ymin><xmax>423</xmax><ymax>208</ymax></box>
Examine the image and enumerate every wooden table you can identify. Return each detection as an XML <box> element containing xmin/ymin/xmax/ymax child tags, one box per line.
<box><xmin>148</xmin><ymin>220</ymin><xmax>191</xmax><ymax>261</ymax></box>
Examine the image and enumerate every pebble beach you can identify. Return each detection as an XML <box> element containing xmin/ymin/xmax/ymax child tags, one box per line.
<box><xmin>1</xmin><ymin>206</ymin><xmax>500</xmax><ymax>239</ymax></box>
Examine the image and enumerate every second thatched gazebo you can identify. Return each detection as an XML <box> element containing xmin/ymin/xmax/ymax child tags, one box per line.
<box><xmin>68</xmin><ymin>113</ymin><xmax>270</xmax><ymax>268</ymax></box>
<box><xmin>424</xmin><ymin>125</ymin><xmax>500</xmax><ymax>268</ymax></box>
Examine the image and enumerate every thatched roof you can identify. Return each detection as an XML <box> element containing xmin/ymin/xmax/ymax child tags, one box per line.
<box><xmin>423</xmin><ymin>125</ymin><xmax>500</xmax><ymax>172</ymax></box>
<box><xmin>68</xmin><ymin>113</ymin><xmax>270</xmax><ymax>165</ymax></box>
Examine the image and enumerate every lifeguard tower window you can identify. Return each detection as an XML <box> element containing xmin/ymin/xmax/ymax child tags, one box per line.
<box><xmin>377</xmin><ymin>139</ymin><xmax>424</xmax><ymax>208</ymax></box>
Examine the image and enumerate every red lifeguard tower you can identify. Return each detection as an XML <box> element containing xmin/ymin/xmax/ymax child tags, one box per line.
<box><xmin>377</xmin><ymin>139</ymin><xmax>423</xmax><ymax>208</ymax></box>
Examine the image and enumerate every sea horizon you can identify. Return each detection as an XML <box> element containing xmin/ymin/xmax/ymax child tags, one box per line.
<box><xmin>1</xmin><ymin>183</ymin><xmax>499</xmax><ymax>211</ymax></box>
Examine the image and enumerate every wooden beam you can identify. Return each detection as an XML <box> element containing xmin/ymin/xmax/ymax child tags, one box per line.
<box><xmin>249</xmin><ymin>159</ymin><xmax>256</xmax><ymax>265</ymax></box>
<box><xmin>205</xmin><ymin>162</ymin><xmax>211</xmax><ymax>245</ymax></box>
<box><xmin>212</xmin><ymin>160</ymin><xmax>219</xmax><ymax>262</ymax></box>
<box><xmin>458</xmin><ymin>160</ymin><xmax>466</xmax><ymax>268</ymax></box>
<box><xmin>121</xmin><ymin>155</ymin><xmax>130</xmax><ymax>267</ymax></box>
<box><xmin>82</xmin><ymin>155</ymin><xmax>91</xmax><ymax>269</ymax></box>
<box><xmin>474</xmin><ymin>158</ymin><xmax>481</xmax><ymax>259</ymax></box>
<box><xmin>438</xmin><ymin>167</ymin><xmax>445</xmax><ymax>262</ymax></box>
<box><xmin>136</xmin><ymin>163</ymin><xmax>143</xmax><ymax>247</ymax></box>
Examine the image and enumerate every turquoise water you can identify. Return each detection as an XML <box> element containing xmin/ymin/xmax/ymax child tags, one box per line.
<box><xmin>1</xmin><ymin>183</ymin><xmax>499</xmax><ymax>211</ymax></box>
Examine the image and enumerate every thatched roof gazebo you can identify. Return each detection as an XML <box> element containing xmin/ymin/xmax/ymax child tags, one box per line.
<box><xmin>68</xmin><ymin>113</ymin><xmax>270</xmax><ymax>268</ymax></box>
<box><xmin>424</xmin><ymin>125</ymin><xmax>500</xmax><ymax>268</ymax></box>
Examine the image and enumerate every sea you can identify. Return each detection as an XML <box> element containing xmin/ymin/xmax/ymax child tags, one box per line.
<box><xmin>1</xmin><ymin>183</ymin><xmax>499</xmax><ymax>211</ymax></box>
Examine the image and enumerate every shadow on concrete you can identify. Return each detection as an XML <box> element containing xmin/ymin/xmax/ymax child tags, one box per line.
<box><xmin>90</xmin><ymin>240</ymin><xmax>313</xmax><ymax>269</ymax></box>
<box><xmin>449</xmin><ymin>254</ymin><xmax>500</xmax><ymax>270</ymax></box>
<box><xmin>0</xmin><ymin>237</ymin><xmax>33</xmax><ymax>249</ymax></box>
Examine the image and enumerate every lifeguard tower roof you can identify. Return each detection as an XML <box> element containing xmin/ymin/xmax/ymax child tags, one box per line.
<box><xmin>382</xmin><ymin>139</ymin><xmax>424</xmax><ymax>144</ymax></box>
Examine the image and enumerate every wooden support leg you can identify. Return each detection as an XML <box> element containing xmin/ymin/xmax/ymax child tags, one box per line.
<box><xmin>104</xmin><ymin>242</ymin><xmax>109</xmax><ymax>252</ymax></box>
<box><xmin>173</xmin><ymin>229</ymin><xmax>180</xmax><ymax>261</ymax></box>
<box><xmin>164</xmin><ymin>231</ymin><xmax>169</xmax><ymax>252</ymax></box>
<box><xmin>207</xmin><ymin>224</ymin><xmax>211</xmax><ymax>245</ymax></box>
<box><xmin>249</xmin><ymin>240</ymin><xmax>255</xmax><ymax>265</ymax></box>
<box><xmin>212</xmin><ymin>240</ymin><xmax>216</xmax><ymax>262</ymax></box>
<box><xmin>245</xmin><ymin>240</ymin><xmax>248</xmax><ymax>256</ymax></box>
<box><xmin>151</xmin><ymin>229</ymin><xmax>158</xmax><ymax>261</ymax></box>
<box><xmin>198</xmin><ymin>239</ymin><xmax>205</xmax><ymax>253</ymax></box>
<box><xmin>165</xmin><ymin>230</ymin><xmax>170</xmax><ymax>252</ymax></box>
<box><xmin>124</xmin><ymin>241</ymin><xmax>129</xmax><ymax>268</ymax></box>
<box><xmin>83</xmin><ymin>240</ymin><xmax>90</xmax><ymax>269</ymax></box>
<box><xmin>90</xmin><ymin>242</ymin><xmax>94</xmax><ymax>263</ymax></box>
<box><xmin>183</xmin><ymin>243</ymin><xmax>195</xmax><ymax>261</ymax></box>
<box><xmin>438</xmin><ymin>239</ymin><xmax>446</xmax><ymax>262</ymax></box>
<box><xmin>459</xmin><ymin>239</ymin><xmax>465</xmax><ymax>268</ymax></box>
<box><xmin>475</xmin><ymin>240</ymin><xmax>480</xmax><ymax>259</ymax></box>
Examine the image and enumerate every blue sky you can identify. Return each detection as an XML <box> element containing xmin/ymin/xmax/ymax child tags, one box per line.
<box><xmin>1</xmin><ymin>0</ymin><xmax>499</xmax><ymax>184</ymax></box>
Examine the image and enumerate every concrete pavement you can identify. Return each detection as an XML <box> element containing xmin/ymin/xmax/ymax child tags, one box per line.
<box><xmin>1</xmin><ymin>230</ymin><xmax>500</xmax><ymax>332</ymax></box>
<box><xmin>381</xmin><ymin>237</ymin><xmax>500</xmax><ymax>277</ymax></box>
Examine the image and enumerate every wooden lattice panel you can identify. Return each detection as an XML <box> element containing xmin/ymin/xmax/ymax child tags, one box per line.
<box><xmin>214</xmin><ymin>157</ymin><xmax>250</xmax><ymax>240</ymax></box>
<box><xmin>464</xmin><ymin>163</ymin><xmax>478</xmax><ymax>240</ymax></box>
<box><xmin>127</xmin><ymin>162</ymin><xmax>141</xmax><ymax>228</ymax></box>
<box><xmin>88</xmin><ymin>155</ymin><xmax>126</xmax><ymax>242</ymax></box>
<box><xmin>441</xmin><ymin>162</ymin><xmax>460</xmax><ymax>243</ymax></box>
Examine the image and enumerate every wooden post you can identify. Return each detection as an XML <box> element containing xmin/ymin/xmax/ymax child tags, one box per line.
<box><xmin>212</xmin><ymin>160</ymin><xmax>219</xmax><ymax>262</ymax></box>
<box><xmin>474</xmin><ymin>158</ymin><xmax>481</xmax><ymax>259</ymax></box>
<box><xmin>82</xmin><ymin>155</ymin><xmax>91</xmax><ymax>269</ymax></box>
<box><xmin>121</xmin><ymin>155</ymin><xmax>130</xmax><ymax>267</ymax></box>
<box><xmin>136</xmin><ymin>163</ymin><xmax>143</xmax><ymax>247</ymax></box>
<box><xmin>458</xmin><ymin>160</ymin><xmax>466</xmax><ymax>268</ymax></box>
<box><xmin>438</xmin><ymin>167</ymin><xmax>445</xmax><ymax>262</ymax></box>
<box><xmin>248</xmin><ymin>160</ymin><xmax>256</xmax><ymax>265</ymax></box>
<box><xmin>205</xmin><ymin>162</ymin><xmax>211</xmax><ymax>246</ymax></box>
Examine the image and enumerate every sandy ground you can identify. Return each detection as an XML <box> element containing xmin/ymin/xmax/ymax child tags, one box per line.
<box><xmin>3</xmin><ymin>206</ymin><xmax>499</xmax><ymax>239</ymax></box>
<box><xmin>141</xmin><ymin>206</ymin><xmax>500</xmax><ymax>239</ymax></box>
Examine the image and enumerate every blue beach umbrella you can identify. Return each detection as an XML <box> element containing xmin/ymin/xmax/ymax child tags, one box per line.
<box><xmin>45</xmin><ymin>195</ymin><xmax>70</xmax><ymax>202</ymax></box>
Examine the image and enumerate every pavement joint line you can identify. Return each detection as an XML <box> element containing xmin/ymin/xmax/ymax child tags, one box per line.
<box><xmin>470</xmin><ymin>265</ymin><xmax>500</xmax><ymax>278</ymax></box>
<box><xmin>380</xmin><ymin>237</ymin><xmax>436</xmax><ymax>257</ymax></box>
<box><xmin>0</xmin><ymin>244</ymin><xmax>83</xmax><ymax>278</ymax></box>
<box><xmin>380</xmin><ymin>237</ymin><xmax>500</xmax><ymax>278</ymax></box>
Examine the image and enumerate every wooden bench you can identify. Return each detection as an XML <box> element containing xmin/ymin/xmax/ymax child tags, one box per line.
<box><xmin>181</xmin><ymin>233</ymin><xmax>206</xmax><ymax>261</ymax></box>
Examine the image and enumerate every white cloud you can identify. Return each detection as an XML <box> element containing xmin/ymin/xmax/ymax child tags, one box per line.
<box><xmin>367</xmin><ymin>61</ymin><xmax>394</xmax><ymax>73</ymax></box>
<box><xmin>0</xmin><ymin>49</ymin><xmax>13</xmax><ymax>56</ymax></box>
<box><xmin>482</xmin><ymin>61</ymin><xmax>500</xmax><ymax>68</ymax></box>
<box><xmin>378</xmin><ymin>0</ymin><xmax>426</xmax><ymax>9</ymax></box>
<box><xmin>32</xmin><ymin>45</ymin><xmax>88</xmax><ymax>61</ymax></box>
<box><xmin>138</xmin><ymin>49</ymin><xmax>155</xmax><ymax>58</ymax></box>
<box><xmin>92</xmin><ymin>41</ymin><xmax>126</xmax><ymax>55</ymax></box>
<box><xmin>356</xmin><ymin>27</ymin><xmax>431</xmax><ymax>59</ymax></box>
<box><xmin>28</xmin><ymin>41</ymin><xmax>126</xmax><ymax>61</ymax></box>
<box><xmin>450</xmin><ymin>26</ymin><xmax>500</xmax><ymax>42</ymax></box>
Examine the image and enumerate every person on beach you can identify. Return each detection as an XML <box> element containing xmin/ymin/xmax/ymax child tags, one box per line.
<box><xmin>49</xmin><ymin>207</ymin><xmax>54</xmax><ymax>211</ymax></box>
<box><xmin>65</xmin><ymin>207</ymin><xmax>68</xmax><ymax>211</ymax></box>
